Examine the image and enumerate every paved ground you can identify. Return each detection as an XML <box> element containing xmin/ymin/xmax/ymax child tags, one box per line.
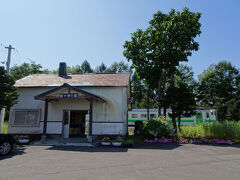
<box><xmin>0</xmin><ymin>144</ymin><xmax>240</xmax><ymax>180</ymax></box>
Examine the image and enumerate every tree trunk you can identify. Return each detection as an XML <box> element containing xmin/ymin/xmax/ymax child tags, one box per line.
<box><xmin>146</xmin><ymin>90</ymin><xmax>150</xmax><ymax>120</ymax></box>
<box><xmin>164</xmin><ymin>105</ymin><xmax>167</xmax><ymax>118</ymax></box>
<box><xmin>157</xmin><ymin>80</ymin><xmax>161</xmax><ymax>116</ymax></box>
<box><xmin>171</xmin><ymin>109</ymin><xmax>177</xmax><ymax>132</ymax></box>
<box><xmin>158</xmin><ymin>105</ymin><xmax>161</xmax><ymax>117</ymax></box>
<box><xmin>172</xmin><ymin>116</ymin><xmax>177</xmax><ymax>133</ymax></box>
<box><xmin>172</xmin><ymin>117</ymin><xmax>177</xmax><ymax>130</ymax></box>
<box><xmin>177</xmin><ymin>116</ymin><xmax>181</xmax><ymax>132</ymax></box>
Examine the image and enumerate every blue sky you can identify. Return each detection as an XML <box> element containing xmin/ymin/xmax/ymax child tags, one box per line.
<box><xmin>0</xmin><ymin>0</ymin><xmax>240</xmax><ymax>78</ymax></box>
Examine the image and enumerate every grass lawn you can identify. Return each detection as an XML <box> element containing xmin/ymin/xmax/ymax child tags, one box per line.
<box><xmin>2</xmin><ymin>122</ymin><xmax>8</xmax><ymax>134</ymax></box>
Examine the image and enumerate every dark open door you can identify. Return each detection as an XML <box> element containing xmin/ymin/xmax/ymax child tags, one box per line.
<box><xmin>70</xmin><ymin>110</ymin><xmax>88</xmax><ymax>137</ymax></box>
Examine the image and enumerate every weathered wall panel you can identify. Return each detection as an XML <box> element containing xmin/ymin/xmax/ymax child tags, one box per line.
<box><xmin>8</xmin><ymin>86</ymin><xmax>129</xmax><ymax>135</ymax></box>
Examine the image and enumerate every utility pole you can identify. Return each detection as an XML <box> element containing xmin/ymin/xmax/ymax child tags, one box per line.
<box><xmin>5</xmin><ymin>45</ymin><xmax>15</xmax><ymax>74</ymax></box>
<box><xmin>0</xmin><ymin>45</ymin><xmax>14</xmax><ymax>133</ymax></box>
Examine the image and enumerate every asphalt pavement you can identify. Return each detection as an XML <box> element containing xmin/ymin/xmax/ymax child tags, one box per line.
<box><xmin>0</xmin><ymin>144</ymin><xmax>240</xmax><ymax>180</ymax></box>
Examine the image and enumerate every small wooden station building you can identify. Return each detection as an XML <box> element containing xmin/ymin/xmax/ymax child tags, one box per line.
<box><xmin>8</xmin><ymin>63</ymin><xmax>130</xmax><ymax>141</ymax></box>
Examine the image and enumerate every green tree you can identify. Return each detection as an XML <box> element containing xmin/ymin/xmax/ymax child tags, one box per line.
<box><xmin>81</xmin><ymin>60</ymin><xmax>93</xmax><ymax>73</ymax></box>
<box><xmin>95</xmin><ymin>62</ymin><xmax>107</xmax><ymax>73</ymax></box>
<box><xmin>166</xmin><ymin>83</ymin><xmax>196</xmax><ymax>132</ymax></box>
<box><xmin>0</xmin><ymin>66</ymin><xmax>18</xmax><ymax>108</ymax></box>
<box><xmin>106</xmin><ymin>61</ymin><xmax>130</xmax><ymax>73</ymax></box>
<box><xmin>10</xmin><ymin>61</ymin><xmax>50</xmax><ymax>80</ymax></box>
<box><xmin>175</xmin><ymin>65</ymin><xmax>196</xmax><ymax>89</ymax></box>
<box><xmin>123</xmin><ymin>8</ymin><xmax>201</xmax><ymax>117</ymax></box>
<box><xmin>131</xmin><ymin>72</ymin><xmax>145</xmax><ymax>108</ymax></box>
<box><xmin>198</xmin><ymin>61</ymin><xmax>240</xmax><ymax>121</ymax></box>
<box><xmin>160</xmin><ymin>65</ymin><xmax>197</xmax><ymax>117</ymax></box>
<box><xmin>68</xmin><ymin>65</ymin><xmax>82</xmax><ymax>74</ymax></box>
<box><xmin>164</xmin><ymin>65</ymin><xmax>196</xmax><ymax>131</ymax></box>
<box><xmin>131</xmin><ymin>72</ymin><xmax>157</xmax><ymax>110</ymax></box>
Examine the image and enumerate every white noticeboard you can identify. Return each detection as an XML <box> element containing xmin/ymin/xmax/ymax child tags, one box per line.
<box><xmin>92</xmin><ymin>122</ymin><xmax>124</xmax><ymax>135</ymax></box>
<box><xmin>0</xmin><ymin>108</ymin><xmax>5</xmax><ymax>134</ymax></box>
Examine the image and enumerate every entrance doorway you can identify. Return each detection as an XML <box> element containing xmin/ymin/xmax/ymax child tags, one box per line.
<box><xmin>196</xmin><ymin>112</ymin><xmax>203</xmax><ymax>124</ymax></box>
<box><xmin>63</xmin><ymin>110</ymin><xmax>88</xmax><ymax>138</ymax></box>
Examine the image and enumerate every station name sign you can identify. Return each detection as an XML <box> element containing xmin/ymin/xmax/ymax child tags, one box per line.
<box><xmin>59</xmin><ymin>93</ymin><xmax>78</xmax><ymax>99</ymax></box>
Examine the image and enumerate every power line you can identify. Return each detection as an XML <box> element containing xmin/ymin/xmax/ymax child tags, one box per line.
<box><xmin>12</xmin><ymin>48</ymin><xmax>21</xmax><ymax>65</ymax></box>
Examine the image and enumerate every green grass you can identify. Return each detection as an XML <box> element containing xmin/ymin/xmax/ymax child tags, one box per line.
<box><xmin>2</xmin><ymin>122</ymin><xmax>8</xmax><ymax>134</ymax></box>
<box><xmin>179</xmin><ymin>121</ymin><xmax>240</xmax><ymax>138</ymax></box>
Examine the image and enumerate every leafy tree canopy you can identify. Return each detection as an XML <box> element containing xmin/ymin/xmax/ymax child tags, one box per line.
<box><xmin>0</xmin><ymin>66</ymin><xmax>18</xmax><ymax>108</ymax></box>
<box><xmin>10</xmin><ymin>61</ymin><xmax>50</xmax><ymax>80</ymax></box>
<box><xmin>123</xmin><ymin>7</ymin><xmax>201</xmax><ymax>90</ymax></box>
<box><xmin>166</xmin><ymin>82</ymin><xmax>196</xmax><ymax>131</ymax></box>
<box><xmin>68</xmin><ymin>65</ymin><xmax>82</xmax><ymax>74</ymax></box>
<box><xmin>106</xmin><ymin>61</ymin><xmax>131</xmax><ymax>73</ymax></box>
<box><xmin>131</xmin><ymin>71</ymin><xmax>157</xmax><ymax>109</ymax></box>
<box><xmin>165</xmin><ymin>65</ymin><xmax>196</xmax><ymax>130</ymax></box>
<box><xmin>175</xmin><ymin>65</ymin><xmax>197</xmax><ymax>89</ymax></box>
<box><xmin>95</xmin><ymin>62</ymin><xmax>107</xmax><ymax>73</ymax></box>
<box><xmin>81</xmin><ymin>60</ymin><xmax>93</xmax><ymax>73</ymax></box>
<box><xmin>198</xmin><ymin>61</ymin><xmax>240</xmax><ymax>121</ymax></box>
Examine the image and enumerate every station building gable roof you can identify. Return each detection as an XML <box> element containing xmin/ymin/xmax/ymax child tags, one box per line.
<box><xmin>15</xmin><ymin>73</ymin><xmax>130</xmax><ymax>87</ymax></box>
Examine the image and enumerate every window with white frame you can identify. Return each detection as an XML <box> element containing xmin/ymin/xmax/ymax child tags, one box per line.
<box><xmin>132</xmin><ymin>114</ymin><xmax>138</xmax><ymax>118</ymax></box>
<box><xmin>141</xmin><ymin>114</ymin><xmax>147</xmax><ymax>118</ymax></box>
<box><xmin>14</xmin><ymin>110</ymin><xmax>40</xmax><ymax>126</ymax></box>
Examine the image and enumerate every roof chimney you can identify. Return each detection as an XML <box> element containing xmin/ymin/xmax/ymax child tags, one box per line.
<box><xmin>58</xmin><ymin>62</ymin><xmax>67</xmax><ymax>77</ymax></box>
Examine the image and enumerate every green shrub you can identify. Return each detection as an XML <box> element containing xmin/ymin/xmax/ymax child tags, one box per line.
<box><xmin>142</xmin><ymin>116</ymin><xmax>170</xmax><ymax>139</ymax></box>
<box><xmin>102</xmin><ymin>137</ymin><xmax>111</xmax><ymax>142</ymax></box>
<box><xmin>112</xmin><ymin>136</ymin><xmax>124</xmax><ymax>142</ymax></box>
<box><xmin>123</xmin><ymin>139</ymin><xmax>134</xmax><ymax>147</ymax></box>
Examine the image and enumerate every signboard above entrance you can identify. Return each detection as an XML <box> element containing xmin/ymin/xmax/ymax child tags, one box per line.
<box><xmin>59</xmin><ymin>93</ymin><xmax>78</xmax><ymax>99</ymax></box>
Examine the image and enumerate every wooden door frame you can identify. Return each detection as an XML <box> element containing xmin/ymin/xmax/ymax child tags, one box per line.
<box><xmin>61</xmin><ymin>109</ymin><xmax>89</xmax><ymax>138</ymax></box>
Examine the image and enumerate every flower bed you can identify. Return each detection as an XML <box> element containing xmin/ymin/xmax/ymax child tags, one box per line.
<box><xmin>144</xmin><ymin>137</ymin><xmax>240</xmax><ymax>145</ymax></box>
<box><xmin>141</xmin><ymin>116</ymin><xmax>240</xmax><ymax>146</ymax></box>
<box><xmin>144</xmin><ymin>138</ymin><xmax>175</xmax><ymax>144</ymax></box>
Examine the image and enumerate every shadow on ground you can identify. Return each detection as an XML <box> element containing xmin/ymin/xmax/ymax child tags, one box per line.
<box><xmin>0</xmin><ymin>145</ymin><xmax>26</xmax><ymax>160</ymax></box>
<box><xmin>191</xmin><ymin>143</ymin><xmax>240</xmax><ymax>148</ymax></box>
<box><xmin>133</xmin><ymin>143</ymin><xmax>181</xmax><ymax>150</ymax></box>
<box><xmin>46</xmin><ymin>146</ymin><xmax>129</xmax><ymax>152</ymax></box>
<box><xmin>46</xmin><ymin>143</ymin><xmax>181</xmax><ymax>152</ymax></box>
<box><xmin>134</xmin><ymin>142</ymin><xmax>240</xmax><ymax>149</ymax></box>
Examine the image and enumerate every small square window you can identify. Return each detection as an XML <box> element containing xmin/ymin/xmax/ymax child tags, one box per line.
<box><xmin>141</xmin><ymin>114</ymin><xmax>147</xmax><ymax>118</ymax></box>
<box><xmin>132</xmin><ymin>114</ymin><xmax>138</xmax><ymax>118</ymax></box>
<box><xmin>27</xmin><ymin>111</ymin><xmax>39</xmax><ymax>125</ymax></box>
<box><xmin>206</xmin><ymin>112</ymin><xmax>209</xmax><ymax>118</ymax></box>
<box><xmin>150</xmin><ymin>114</ymin><xmax>155</xmax><ymax>119</ymax></box>
<box><xmin>14</xmin><ymin>111</ymin><xmax>27</xmax><ymax>125</ymax></box>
